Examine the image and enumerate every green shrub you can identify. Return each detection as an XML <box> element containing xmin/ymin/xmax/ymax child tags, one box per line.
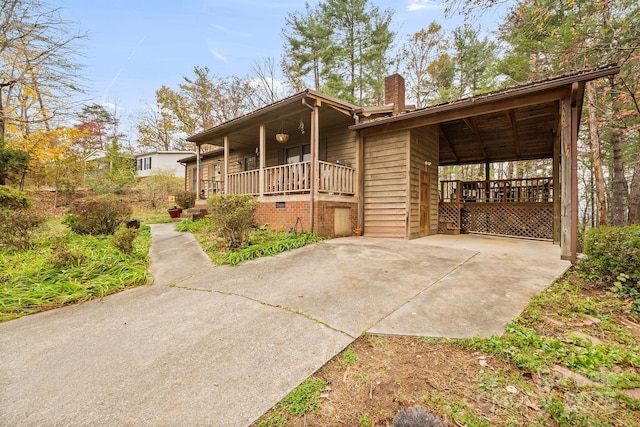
<box><xmin>175</xmin><ymin>190</ymin><xmax>197</xmax><ymax>209</ymax></box>
<box><xmin>581</xmin><ymin>225</ymin><xmax>640</xmax><ymax>285</ymax></box>
<box><xmin>0</xmin><ymin>185</ymin><xmax>29</xmax><ymax>210</ymax></box>
<box><xmin>112</xmin><ymin>226</ymin><xmax>140</xmax><ymax>254</ymax></box>
<box><xmin>0</xmin><ymin>187</ymin><xmax>45</xmax><ymax>250</ymax></box>
<box><xmin>64</xmin><ymin>195</ymin><xmax>132</xmax><ymax>235</ymax></box>
<box><xmin>208</xmin><ymin>194</ymin><xmax>258</xmax><ymax>248</ymax></box>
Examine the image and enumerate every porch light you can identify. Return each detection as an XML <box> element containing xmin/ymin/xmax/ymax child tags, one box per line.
<box><xmin>276</xmin><ymin>120</ymin><xmax>289</xmax><ymax>143</ymax></box>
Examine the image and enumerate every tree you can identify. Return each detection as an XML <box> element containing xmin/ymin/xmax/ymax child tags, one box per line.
<box><xmin>451</xmin><ymin>25</ymin><xmax>498</xmax><ymax>97</ymax></box>
<box><xmin>396</xmin><ymin>23</ymin><xmax>452</xmax><ymax>108</ymax></box>
<box><xmin>151</xmin><ymin>67</ymin><xmax>254</xmax><ymax>139</ymax></box>
<box><xmin>497</xmin><ymin>0</ymin><xmax>640</xmax><ymax>226</ymax></box>
<box><xmin>0</xmin><ymin>135</ymin><xmax>29</xmax><ymax>186</ymax></box>
<box><xmin>249</xmin><ymin>57</ymin><xmax>295</xmax><ymax>109</ymax></box>
<box><xmin>0</xmin><ymin>0</ymin><xmax>85</xmax><ymax>142</ymax></box>
<box><xmin>282</xmin><ymin>2</ymin><xmax>334</xmax><ymax>91</ymax></box>
<box><xmin>86</xmin><ymin>139</ymin><xmax>136</xmax><ymax>194</ymax></box>
<box><xmin>319</xmin><ymin>0</ymin><xmax>395</xmax><ymax>105</ymax></box>
<box><xmin>135</xmin><ymin>102</ymin><xmax>185</xmax><ymax>151</ymax></box>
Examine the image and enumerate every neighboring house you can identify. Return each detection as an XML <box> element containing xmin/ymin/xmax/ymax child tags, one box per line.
<box><xmin>135</xmin><ymin>151</ymin><xmax>194</xmax><ymax>178</ymax></box>
<box><xmin>183</xmin><ymin>65</ymin><xmax>620</xmax><ymax>262</ymax></box>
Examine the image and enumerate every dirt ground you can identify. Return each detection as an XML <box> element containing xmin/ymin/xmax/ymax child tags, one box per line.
<box><xmin>257</xmin><ymin>281</ymin><xmax>640</xmax><ymax>426</ymax></box>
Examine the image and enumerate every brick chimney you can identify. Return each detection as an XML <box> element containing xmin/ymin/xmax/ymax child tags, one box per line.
<box><xmin>385</xmin><ymin>73</ymin><xmax>405</xmax><ymax>115</ymax></box>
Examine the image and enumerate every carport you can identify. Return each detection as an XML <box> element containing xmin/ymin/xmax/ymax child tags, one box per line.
<box><xmin>351</xmin><ymin>65</ymin><xmax>621</xmax><ymax>263</ymax></box>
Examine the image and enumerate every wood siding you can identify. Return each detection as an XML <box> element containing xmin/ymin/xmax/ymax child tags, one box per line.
<box><xmin>409</xmin><ymin>126</ymin><xmax>439</xmax><ymax>238</ymax></box>
<box><xmin>325</xmin><ymin>127</ymin><xmax>357</xmax><ymax>166</ymax></box>
<box><xmin>363</xmin><ymin>130</ymin><xmax>409</xmax><ymax>238</ymax></box>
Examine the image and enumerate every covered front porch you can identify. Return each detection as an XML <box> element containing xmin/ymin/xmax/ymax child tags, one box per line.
<box><xmin>185</xmin><ymin>90</ymin><xmax>360</xmax><ymax>236</ymax></box>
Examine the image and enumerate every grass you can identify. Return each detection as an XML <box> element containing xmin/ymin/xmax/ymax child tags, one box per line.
<box><xmin>0</xmin><ymin>221</ymin><xmax>150</xmax><ymax>322</ymax></box>
<box><xmin>175</xmin><ymin>219</ymin><xmax>322</xmax><ymax>266</ymax></box>
<box><xmin>253</xmin><ymin>267</ymin><xmax>640</xmax><ymax>426</ymax></box>
<box><xmin>256</xmin><ymin>378</ymin><xmax>327</xmax><ymax>426</ymax></box>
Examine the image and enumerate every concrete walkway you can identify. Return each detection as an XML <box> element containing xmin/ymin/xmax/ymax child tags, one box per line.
<box><xmin>0</xmin><ymin>224</ymin><xmax>570</xmax><ymax>426</ymax></box>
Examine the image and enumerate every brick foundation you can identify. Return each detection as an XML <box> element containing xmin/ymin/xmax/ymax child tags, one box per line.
<box><xmin>255</xmin><ymin>199</ymin><xmax>358</xmax><ymax>237</ymax></box>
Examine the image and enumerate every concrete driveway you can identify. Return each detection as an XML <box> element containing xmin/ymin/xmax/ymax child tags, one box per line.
<box><xmin>0</xmin><ymin>224</ymin><xmax>569</xmax><ymax>426</ymax></box>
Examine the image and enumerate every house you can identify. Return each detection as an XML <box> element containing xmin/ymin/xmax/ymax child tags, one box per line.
<box><xmin>135</xmin><ymin>150</ymin><xmax>193</xmax><ymax>178</ymax></box>
<box><xmin>183</xmin><ymin>65</ymin><xmax>620</xmax><ymax>262</ymax></box>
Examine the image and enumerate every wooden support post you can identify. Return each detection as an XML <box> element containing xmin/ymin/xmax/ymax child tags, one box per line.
<box><xmin>310</xmin><ymin>105</ymin><xmax>319</xmax><ymax>233</ymax></box>
<box><xmin>223</xmin><ymin>136</ymin><xmax>229</xmax><ymax>194</ymax></box>
<box><xmin>196</xmin><ymin>144</ymin><xmax>201</xmax><ymax>196</ymax></box>
<box><xmin>570</xmin><ymin>82</ymin><xmax>579</xmax><ymax>264</ymax></box>
<box><xmin>357</xmin><ymin>135</ymin><xmax>364</xmax><ymax>230</ymax></box>
<box><xmin>560</xmin><ymin>97</ymin><xmax>572</xmax><ymax>260</ymax></box>
<box><xmin>259</xmin><ymin>124</ymin><xmax>265</xmax><ymax>197</ymax></box>
<box><xmin>553</xmin><ymin>131</ymin><xmax>561</xmax><ymax>244</ymax></box>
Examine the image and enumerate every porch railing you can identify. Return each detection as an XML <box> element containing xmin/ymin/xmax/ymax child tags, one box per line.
<box><xmin>264</xmin><ymin>161</ymin><xmax>311</xmax><ymax>194</ymax></box>
<box><xmin>440</xmin><ymin>177</ymin><xmax>553</xmax><ymax>203</ymax></box>
<box><xmin>227</xmin><ymin>170</ymin><xmax>260</xmax><ymax>195</ymax></box>
<box><xmin>224</xmin><ymin>160</ymin><xmax>356</xmax><ymax>196</ymax></box>
<box><xmin>318</xmin><ymin>160</ymin><xmax>355</xmax><ymax>195</ymax></box>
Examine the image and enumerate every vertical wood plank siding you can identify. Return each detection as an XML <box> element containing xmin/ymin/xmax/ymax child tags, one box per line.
<box><xmin>409</xmin><ymin>126</ymin><xmax>439</xmax><ymax>238</ymax></box>
<box><xmin>364</xmin><ymin>130</ymin><xmax>409</xmax><ymax>238</ymax></box>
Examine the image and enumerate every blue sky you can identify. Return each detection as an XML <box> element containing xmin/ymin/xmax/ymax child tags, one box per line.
<box><xmin>59</xmin><ymin>0</ymin><xmax>507</xmax><ymax>132</ymax></box>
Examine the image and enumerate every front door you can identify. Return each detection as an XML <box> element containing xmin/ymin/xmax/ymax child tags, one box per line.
<box><xmin>420</xmin><ymin>169</ymin><xmax>430</xmax><ymax>236</ymax></box>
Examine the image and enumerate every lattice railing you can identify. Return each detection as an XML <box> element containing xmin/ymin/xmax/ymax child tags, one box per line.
<box><xmin>462</xmin><ymin>203</ymin><xmax>553</xmax><ymax>240</ymax></box>
<box><xmin>438</xmin><ymin>202</ymin><xmax>460</xmax><ymax>233</ymax></box>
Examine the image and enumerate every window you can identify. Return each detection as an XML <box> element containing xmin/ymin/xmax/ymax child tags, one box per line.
<box><xmin>244</xmin><ymin>155</ymin><xmax>258</xmax><ymax>171</ymax></box>
<box><xmin>286</xmin><ymin>144</ymin><xmax>311</xmax><ymax>164</ymax></box>
<box><xmin>144</xmin><ymin>157</ymin><xmax>152</xmax><ymax>170</ymax></box>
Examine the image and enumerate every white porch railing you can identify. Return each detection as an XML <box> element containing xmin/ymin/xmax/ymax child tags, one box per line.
<box><xmin>227</xmin><ymin>170</ymin><xmax>260</xmax><ymax>195</ymax></box>
<box><xmin>318</xmin><ymin>161</ymin><xmax>355</xmax><ymax>195</ymax></box>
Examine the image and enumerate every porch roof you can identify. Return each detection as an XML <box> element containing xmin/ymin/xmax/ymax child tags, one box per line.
<box><xmin>186</xmin><ymin>90</ymin><xmax>359</xmax><ymax>147</ymax></box>
<box><xmin>350</xmin><ymin>64</ymin><xmax>620</xmax><ymax>165</ymax></box>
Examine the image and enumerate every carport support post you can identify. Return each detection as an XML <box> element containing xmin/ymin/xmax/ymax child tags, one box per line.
<box><xmin>560</xmin><ymin>96</ymin><xmax>573</xmax><ymax>261</ymax></box>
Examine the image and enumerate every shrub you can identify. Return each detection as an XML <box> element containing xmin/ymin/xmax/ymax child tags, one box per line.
<box><xmin>208</xmin><ymin>194</ymin><xmax>258</xmax><ymax>248</ymax></box>
<box><xmin>0</xmin><ymin>187</ymin><xmax>45</xmax><ymax>250</ymax></box>
<box><xmin>112</xmin><ymin>226</ymin><xmax>140</xmax><ymax>254</ymax></box>
<box><xmin>0</xmin><ymin>186</ymin><xmax>29</xmax><ymax>210</ymax></box>
<box><xmin>64</xmin><ymin>195</ymin><xmax>132</xmax><ymax>235</ymax></box>
<box><xmin>581</xmin><ymin>225</ymin><xmax>640</xmax><ymax>286</ymax></box>
<box><xmin>175</xmin><ymin>190</ymin><xmax>197</xmax><ymax>209</ymax></box>
<box><xmin>136</xmin><ymin>171</ymin><xmax>183</xmax><ymax>207</ymax></box>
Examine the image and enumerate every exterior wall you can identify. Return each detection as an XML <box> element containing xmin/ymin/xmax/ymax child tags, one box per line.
<box><xmin>255</xmin><ymin>197</ymin><xmax>311</xmax><ymax>234</ymax></box>
<box><xmin>314</xmin><ymin>200</ymin><xmax>358</xmax><ymax>237</ymax></box>
<box><xmin>325</xmin><ymin>127</ymin><xmax>357</xmax><ymax>166</ymax></box>
<box><xmin>363</xmin><ymin>130</ymin><xmax>410</xmax><ymax>238</ymax></box>
<box><xmin>254</xmin><ymin>196</ymin><xmax>357</xmax><ymax>238</ymax></box>
<box><xmin>136</xmin><ymin>151</ymin><xmax>191</xmax><ymax>178</ymax></box>
<box><xmin>408</xmin><ymin>126</ymin><xmax>440</xmax><ymax>238</ymax></box>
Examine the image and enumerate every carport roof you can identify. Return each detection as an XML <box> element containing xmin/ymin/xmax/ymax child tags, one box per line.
<box><xmin>351</xmin><ymin>64</ymin><xmax>620</xmax><ymax>165</ymax></box>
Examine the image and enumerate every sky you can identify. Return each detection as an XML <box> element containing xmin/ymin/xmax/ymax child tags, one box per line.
<box><xmin>58</xmin><ymin>0</ymin><xmax>508</xmax><ymax>135</ymax></box>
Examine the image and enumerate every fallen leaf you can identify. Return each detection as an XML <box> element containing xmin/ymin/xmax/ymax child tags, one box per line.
<box><xmin>505</xmin><ymin>385</ymin><xmax>519</xmax><ymax>394</ymax></box>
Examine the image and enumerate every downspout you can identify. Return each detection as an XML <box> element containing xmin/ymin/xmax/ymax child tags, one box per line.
<box><xmin>570</xmin><ymin>82</ymin><xmax>579</xmax><ymax>264</ymax></box>
<box><xmin>302</xmin><ymin>98</ymin><xmax>316</xmax><ymax>233</ymax></box>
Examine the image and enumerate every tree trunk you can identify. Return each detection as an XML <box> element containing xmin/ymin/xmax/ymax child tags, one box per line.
<box><xmin>628</xmin><ymin>131</ymin><xmax>640</xmax><ymax>224</ymax></box>
<box><xmin>586</xmin><ymin>80</ymin><xmax>608</xmax><ymax>226</ymax></box>
<box><xmin>610</xmin><ymin>128</ymin><xmax>629</xmax><ymax>226</ymax></box>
